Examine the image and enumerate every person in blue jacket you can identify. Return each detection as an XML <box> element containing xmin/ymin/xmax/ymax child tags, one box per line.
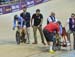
<box><xmin>13</xmin><ymin>15</ymin><xmax>27</xmax><ymax>43</ymax></box>
<box><xmin>13</xmin><ymin>15</ymin><xmax>23</xmax><ymax>30</ymax></box>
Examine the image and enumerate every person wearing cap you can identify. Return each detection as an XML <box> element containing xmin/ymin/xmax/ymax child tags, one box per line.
<box><xmin>31</xmin><ymin>9</ymin><xmax>46</xmax><ymax>45</ymax></box>
<box><xmin>20</xmin><ymin>6</ymin><xmax>31</xmax><ymax>44</ymax></box>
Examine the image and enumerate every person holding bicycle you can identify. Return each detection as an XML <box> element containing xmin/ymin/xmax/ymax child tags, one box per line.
<box><xmin>20</xmin><ymin>6</ymin><xmax>31</xmax><ymax>44</ymax></box>
<box><xmin>43</xmin><ymin>21</ymin><xmax>61</xmax><ymax>54</ymax></box>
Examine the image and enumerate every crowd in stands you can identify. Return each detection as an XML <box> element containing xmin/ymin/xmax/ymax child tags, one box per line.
<box><xmin>0</xmin><ymin>0</ymin><xmax>20</xmax><ymax>5</ymax></box>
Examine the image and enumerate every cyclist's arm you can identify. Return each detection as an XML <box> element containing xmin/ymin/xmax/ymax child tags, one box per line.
<box><xmin>13</xmin><ymin>19</ymin><xmax>16</xmax><ymax>28</ymax></box>
<box><xmin>56</xmin><ymin>25</ymin><xmax>60</xmax><ymax>35</ymax></box>
<box><xmin>59</xmin><ymin>25</ymin><xmax>62</xmax><ymax>35</ymax></box>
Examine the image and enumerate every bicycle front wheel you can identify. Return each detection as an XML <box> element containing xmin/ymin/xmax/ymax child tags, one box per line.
<box><xmin>16</xmin><ymin>31</ymin><xmax>20</xmax><ymax>44</ymax></box>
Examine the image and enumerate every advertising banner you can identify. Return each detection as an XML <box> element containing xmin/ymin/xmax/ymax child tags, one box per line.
<box><xmin>0</xmin><ymin>0</ymin><xmax>49</xmax><ymax>15</ymax></box>
<box><xmin>3</xmin><ymin>5</ymin><xmax>12</xmax><ymax>14</ymax></box>
<box><xmin>34</xmin><ymin>0</ymin><xmax>43</xmax><ymax>5</ymax></box>
<box><xmin>0</xmin><ymin>7</ymin><xmax>3</xmax><ymax>15</ymax></box>
<box><xmin>20</xmin><ymin>2</ymin><xmax>27</xmax><ymax>9</ymax></box>
<box><xmin>11</xmin><ymin>4</ymin><xmax>20</xmax><ymax>12</ymax></box>
<box><xmin>26</xmin><ymin>0</ymin><xmax>35</xmax><ymax>7</ymax></box>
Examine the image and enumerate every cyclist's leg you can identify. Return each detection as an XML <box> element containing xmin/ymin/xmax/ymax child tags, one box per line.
<box><xmin>21</xmin><ymin>21</ymin><xmax>25</xmax><ymax>35</ymax></box>
<box><xmin>21</xmin><ymin>25</ymin><xmax>26</xmax><ymax>43</ymax></box>
<box><xmin>16</xmin><ymin>26</ymin><xmax>21</xmax><ymax>44</ymax></box>
<box><xmin>17</xmin><ymin>24</ymin><xmax>24</xmax><ymax>42</ymax></box>
<box><xmin>17</xmin><ymin>26</ymin><xmax>21</xmax><ymax>35</ymax></box>
<box><xmin>17</xmin><ymin>22</ymin><xmax>23</xmax><ymax>36</ymax></box>
<box><xmin>21</xmin><ymin>21</ymin><xmax>26</xmax><ymax>39</ymax></box>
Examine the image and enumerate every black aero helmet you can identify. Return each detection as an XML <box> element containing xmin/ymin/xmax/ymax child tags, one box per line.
<box><xmin>57</xmin><ymin>21</ymin><xmax>61</xmax><ymax>25</ymax></box>
<box><xmin>14</xmin><ymin>15</ymin><xmax>18</xmax><ymax>20</ymax></box>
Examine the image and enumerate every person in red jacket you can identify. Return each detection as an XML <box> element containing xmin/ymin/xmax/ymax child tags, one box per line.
<box><xmin>43</xmin><ymin>21</ymin><xmax>60</xmax><ymax>54</ymax></box>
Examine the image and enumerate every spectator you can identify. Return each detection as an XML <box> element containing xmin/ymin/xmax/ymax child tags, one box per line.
<box><xmin>31</xmin><ymin>9</ymin><xmax>46</xmax><ymax>45</ymax></box>
<box><xmin>67</xmin><ymin>13</ymin><xmax>75</xmax><ymax>50</ymax></box>
<box><xmin>47</xmin><ymin>12</ymin><xmax>58</xmax><ymax>24</ymax></box>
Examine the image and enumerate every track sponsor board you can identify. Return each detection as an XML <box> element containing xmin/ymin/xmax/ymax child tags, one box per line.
<box><xmin>0</xmin><ymin>0</ymin><xmax>49</xmax><ymax>15</ymax></box>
